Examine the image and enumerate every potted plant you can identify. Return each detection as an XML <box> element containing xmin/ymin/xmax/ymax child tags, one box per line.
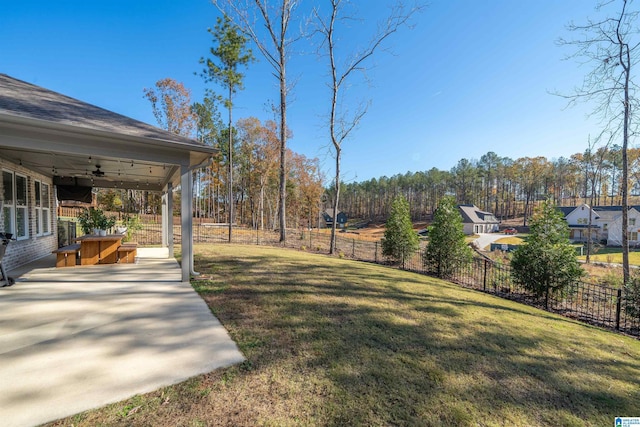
<box><xmin>77</xmin><ymin>208</ymin><xmax>94</xmax><ymax>235</ymax></box>
<box><xmin>77</xmin><ymin>207</ymin><xmax>116</xmax><ymax>236</ymax></box>
<box><xmin>94</xmin><ymin>210</ymin><xmax>116</xmax><ymax>236</ymax></box>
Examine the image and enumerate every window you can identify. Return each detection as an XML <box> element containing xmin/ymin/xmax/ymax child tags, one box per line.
<box><xmin>34</xmin><ymin>181</ymin><xmax>51</xmax><ymax>236</ymax></box>
<box><xmin>630</xmin><ymin>231</ymin><xmax>638</xmax><ymax>241</ymax></box>
<box><xmin>631</xmin><ymin>218</ymin><xmax>637</xmax><ymax>226</ymax></box>
<box><xmin>15</xmin><ymin>174</ymin><xmax>28</xmax><ymax>240</ymax></box>
<box><xmin>34</xmin><ymin>181</ymin><xmax>40</xmax><ymax>235</ymax></box>
<box><xmin>2</xmin><ymin>171</ymin><xmax>28</xmax><ymax>240</ymax></box>
<box><xmin>603</xmin><ymin>223</ymin><xmax>608</xmax><ymax>231</ymax></box>
<box><xmin>42</xmin><ymin>183</ymin><xmax>50</xmax><ymax>235</ymax></box>
<box><xmin>3</xmin><ymin>171</ymin><xmax>14</xmax><ymax>236</ymax></box>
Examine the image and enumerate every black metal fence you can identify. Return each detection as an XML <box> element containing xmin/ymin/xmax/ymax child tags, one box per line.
<box><xmin>129</xmin><ymin>223</ymin><xmax>640</xmax><ymax>339</ymax></box>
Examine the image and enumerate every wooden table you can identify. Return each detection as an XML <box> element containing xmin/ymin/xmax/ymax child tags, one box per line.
<box><xmin>76</xmin><ymin>234</ymin><xmax>123</xmax><ymax>265</ymax></box>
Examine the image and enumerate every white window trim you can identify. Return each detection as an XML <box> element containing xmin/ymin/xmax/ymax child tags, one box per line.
<box><xmin>2</xmin><ymin>169</ymin><xmax>15</xmax><ymax>238</ymax></box>
<box><xmin>15</xmin><ymin>172</ymin><xmax>29</xmax><ymax>241</ymax></box>
<box><xmin>35</xmin><ymin>180</ymin><xmax>42</xmax><ymax>237</ymax></box>
<box><xmin>41</xmin><ymin>182</ymin><xmax>51</xmax><ymax>236</ymax></box>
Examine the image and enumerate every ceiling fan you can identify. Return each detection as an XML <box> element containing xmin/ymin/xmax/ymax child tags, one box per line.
<box><xmin>92</xmin><ymin>165</ymin><xmax>105</xmax><ymax>177</ymax></box>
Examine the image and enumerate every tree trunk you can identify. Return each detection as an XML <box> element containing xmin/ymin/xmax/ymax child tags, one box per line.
<box><xmin>228</xmin><ymin>86</ymin><xmax>234</xmax><ymax>243</ymax></box>
<box><xmin>278</xmin><ymin>26</ymin><xmax>288</xmax><ymax>243</ymax></box>
<box><xmin>330</xmin><ymin>148</ymin><xmax>341</xmax><ymax>254</ymax></box>
<box><xmin>620</xmin><ymin>19</ymin><xmax>631</xmax><ymax>285</ymax></box>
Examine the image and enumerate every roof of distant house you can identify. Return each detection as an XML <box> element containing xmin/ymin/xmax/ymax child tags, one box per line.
<box><xmin>458</xmin><ymin>204</ymin><xmax>499</xmax><ymax>224</ymax></box>
<box><xmin>558</xmin><ymin>205</ymin><xmax>640</xmax><ymax>221</ymax></box>
<box><xmin>323</xmin><ymin>208</ymin><xmax>345</xmax><ymax>217</ymax></box>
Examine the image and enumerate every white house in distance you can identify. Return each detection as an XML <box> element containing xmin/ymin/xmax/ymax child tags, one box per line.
<box><xmin>603</xmin><ymin>207</ymin><xmax>640</xmax><ymax>246</ymax></box>
<box><xmin>557</xmin><ymin>204</ymin><xmax>600</xmax><ymax>242</ymax></box>
<box><xmin>458</xmin><ymin>204</ymin><xmax>499</xmax><ymax>234</ymax></box>
<box><xmin>558</xmin><ymin>204</ymin><xmax>640</xmax><ymax>247</ymax></box>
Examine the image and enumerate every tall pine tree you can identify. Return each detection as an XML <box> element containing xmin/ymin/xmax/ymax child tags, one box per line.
<box><xmin>423</xmin><ymin>196</ymin><xmax>473</xmax><ymax>278</ymax></box>
<box><xmin>382</xmin><ymin>195</ymin><xmax>419</xmax><ymax>264</ymax></box>
<box><xmin>200</xmin><ymin>15</ymin><xmax>253</xmax><ymax>242</ymax></box>
<box><xmin>511</xmin><ymin>199</ymin><xmax>584</xmax><ymax>309</ymax></box>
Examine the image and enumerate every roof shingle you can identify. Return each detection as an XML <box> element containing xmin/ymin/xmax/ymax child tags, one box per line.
<box><xmin>0</xmin><ymin>73</ymin><xmax>203</xmax><ymax>146</ymax></box>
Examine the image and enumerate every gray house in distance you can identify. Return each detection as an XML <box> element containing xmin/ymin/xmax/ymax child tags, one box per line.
<box><xmin>321</xmin><ymin>209</ymin><xmax>348</xmax><ymax>229</ymax></box>
<box><xmin>458</xmin><ymin>204</ymin><xmax>499</xmax><ymax>234</ymax></box>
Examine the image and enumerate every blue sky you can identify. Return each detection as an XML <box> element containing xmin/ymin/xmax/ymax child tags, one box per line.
<box><xmin>1</xmin><ymin>0</ymin><xmax>612</xmax><ymax>182</ymax></box>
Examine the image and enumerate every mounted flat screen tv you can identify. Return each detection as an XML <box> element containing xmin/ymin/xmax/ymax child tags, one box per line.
<box><xmin>56</xmin><ymin>185</ymin><xmax>93</xmax><ymax>203</ymax></box>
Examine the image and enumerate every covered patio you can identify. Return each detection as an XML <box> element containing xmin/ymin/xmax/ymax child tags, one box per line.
<box><xmin>0</xmin><ymin>75</ymin><xmax>243</xmax><ymax>426</ymax></box>
<box><xmin>0</xmin><ymin>249</ymin><xmax>244</xmax><ymax>427</ymax></box>
<box><xmin>0</xmin><ymin>73</ymin><xmax>217</xmax><ymax>280</ymax></box>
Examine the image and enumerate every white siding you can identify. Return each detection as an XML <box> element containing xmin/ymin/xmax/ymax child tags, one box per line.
<box><xmin>565</xmin><ymin>204</ymin><xmax>598</xmax><ymax>227</ymax></box>
<box><xmin>607</xmin><ymin>208</ymin><xmax>640</xmax><ymax>246</ymax></box>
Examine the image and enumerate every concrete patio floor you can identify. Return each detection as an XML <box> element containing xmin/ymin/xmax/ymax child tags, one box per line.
<box><xmin>0</xmin><ymin>249</ymin><xmax>244</xmax><ymax>427</ymax></box>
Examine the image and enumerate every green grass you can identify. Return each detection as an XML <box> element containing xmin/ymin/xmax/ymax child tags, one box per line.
<box><xmin>48</xmin><ymin>244</ymin><xmax>640</xmax><ymax>427</ymax></box>
<box><xmin>578</xmin><ymin>247</ymin><xmax>640</xmax><ymax>265</ymax></box>
<box><xmin>494</xmin><ymin>236</ymin><xmax>524</xmax><ymax>245</ymax></box>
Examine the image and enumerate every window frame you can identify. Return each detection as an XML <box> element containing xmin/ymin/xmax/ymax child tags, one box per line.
<box><xmin>34</xmin><ymin>180</ymin><xmax>51</xmax><ymax>237</ymax></box>
<box><xmin>41</xmin><ymin>182</ymin><xmax>51</xmax><ymax>236</ymax></box>
<box><xmin>14</xmin><ymin>172</ymin><xmax>28</xmax><ymax>241</ymax></box>
<box><xmin>35</xmin><ymin>180</ymin><xmax>42</xmax><ymax>236</ymax></box>
<box><xmin>2</xmin><ymin>170</ymin><xmax>29</xmax><ymax>241</ymax></box>
<box><xmin>2</xmin><ymin>170</ymin><xmax>15</xmax><ymax>237</ymax></box>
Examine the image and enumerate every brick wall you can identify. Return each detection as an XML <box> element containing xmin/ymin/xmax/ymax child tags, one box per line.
<box><xmin>0</xmin><ymin>158</ymin><xmax>57</xmax><ymax>272</ymax></box>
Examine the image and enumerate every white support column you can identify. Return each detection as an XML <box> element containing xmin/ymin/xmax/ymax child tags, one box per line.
<box><xmin>167</xmin><ymin>182</ymin><xmax>174</xmax><ymax>257</ymax></box>
<box><xmin>162</xmin><ymin>187</ymin><xmax>168</xmax><ymax>248</ymax></box>
<box><xmin>180</xmin><ymin>166</ymin><xmax>196</xmax><ymax>281</ymax></box>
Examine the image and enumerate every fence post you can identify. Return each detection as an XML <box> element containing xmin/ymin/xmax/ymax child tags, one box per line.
<box><xmin>483</xmin><ymin>259</ymin><xmax>488</xmax><ymax>291</ymax></box>
<box><xmin>375</xmin><ymin>242</ymin><xmax>378</xmax><ymax>263</ymax></box>
<box><xmin>616</xmin><ymin>288</ymin><xmax>622</xmax><ymax>331</ymax></box>
<box><xmin>352</xmin><ymin>239</ymin><xmax>356</xmax><ymax>257</ymax></box>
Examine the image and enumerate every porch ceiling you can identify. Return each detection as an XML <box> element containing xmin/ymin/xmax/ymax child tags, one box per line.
<box><xmin>0</xmin><ymin>74</ymin><xmax>217</xmax><ymax>192</ymax></box>
<box><xmin>0</xmin><ymin>145</ymin><xmax>178</xmax><ymax>192</ymax></box>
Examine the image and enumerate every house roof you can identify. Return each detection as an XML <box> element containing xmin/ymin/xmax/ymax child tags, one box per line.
<box><xmin>323</xmin><ymin>208</ymin><xmax>345</xmax><ymax>217</ymax></box>
<box><xmin>559</xmin><ymin>205</ymin><xmax>640</xmax><ymax>222</ymax></box>
<box><xmin>557</xmin><ymin>206</ymin><xmax>577</xmax><ymax>217</ymax></box>
<box><xmin>0</xmin><ymin>74</ymin><xmax>200</xmax><ymax>146</ymax></box>
<box><xmin>458</xmin><ymin>204</ymin><xmax>499</xmax><ymax>224</ymax></box>
<box><xmin>0</xmin><ymin>74</ymin><xmax>217</xmax><ymax>191</ymax></box>
<box><xmin>322</xmin><ymin>209</ymin><xmax>347</xmax><ymax>223</ymax></box>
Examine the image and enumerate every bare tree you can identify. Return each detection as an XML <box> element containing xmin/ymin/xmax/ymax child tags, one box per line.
<box><xmin>559</xmin><ymin>0</ymin><xmax>640</xmax><ymax>283</ymax></box>
<box><xmin>582</xmin><ymin>137</ymin><xmax>611</xmax><ymax>263</ymax></box>
<box><xmin>212</xmin><ymin>0</ymin><xmax>300</xmax><ymax>243</ymax></box>
<box><xmin>312</xmin><ymin>0</ymin><xmax>422</xmax><ymax>254</ymax></box>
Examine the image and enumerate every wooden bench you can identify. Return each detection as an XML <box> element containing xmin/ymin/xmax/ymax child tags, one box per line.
<box><xmin>117</xmin><ymin>243</ymin><xmax>138</xmax><ymax>264</ymax></box>
<box><xmin>52</xmin><ymin>243</ymin><xmax>81</xmax><ymax>267</ymax></box>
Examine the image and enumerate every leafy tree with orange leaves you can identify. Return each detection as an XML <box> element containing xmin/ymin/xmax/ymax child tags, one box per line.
<box><xmin>143</xmin><ymin>78</ymin><xmax>196</xmax><ymax>137</ymax></box>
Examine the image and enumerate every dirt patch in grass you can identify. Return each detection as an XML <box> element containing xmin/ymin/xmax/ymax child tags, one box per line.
<box><xmin>47</xmin><ymin>244</ymin><xmax>640</xmax><ymax>426</ymax></box>
<box><xmin>314</xmin><ymin>221</ymin><xmax>430</xmax><ymax>243</ymax></box>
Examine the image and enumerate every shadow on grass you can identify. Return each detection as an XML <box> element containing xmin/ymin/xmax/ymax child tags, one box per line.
<box><xmin>188</xmin><ymin>246</ymin><xmax>640</xmax><ymax>426</ymax></box>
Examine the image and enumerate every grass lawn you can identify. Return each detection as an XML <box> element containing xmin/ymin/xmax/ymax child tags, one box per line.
<box><xmin>48</xmin><ymin>245</ymin><xmax>640</xmax><ymax>427</ymax></box>
<box><xmin>578</xmin><ymin>248</ymin><xmax>640</xmax><ymax>265</ymax></box>
<box><xmin>493</xmin><ymin>236</ymin><xmax>524</xmax><ymax>245</ymax></box>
